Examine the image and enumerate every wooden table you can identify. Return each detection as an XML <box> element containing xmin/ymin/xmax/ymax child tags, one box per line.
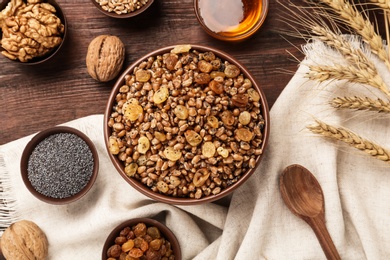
<box><xmin>0</xmin><ymin>0</ymin><xmax>314</xmax><ymax>145</ymax></box>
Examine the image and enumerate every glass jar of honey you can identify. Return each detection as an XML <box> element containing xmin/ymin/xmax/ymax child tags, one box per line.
<box><xmin>194</xmin><ymin>0</ymin><xmax>269</xmax><ymax>41</ymax></box>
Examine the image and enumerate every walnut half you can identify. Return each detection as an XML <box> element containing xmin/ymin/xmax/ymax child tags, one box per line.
<box><xmin>0</xmin><ymin>0</ymin><xmax>65</xmax><ymax>62</ymax></box>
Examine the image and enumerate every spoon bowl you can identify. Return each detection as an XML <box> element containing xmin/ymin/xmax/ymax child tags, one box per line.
<box><xmin>280</xmin><ymin>164</ymin><xmax>324</xmax><ymax>218</ymax></box>
<box><xmin>280</xmin><ymin>164</ymin><xmax>340</xmax><ymax>260</ymax></box>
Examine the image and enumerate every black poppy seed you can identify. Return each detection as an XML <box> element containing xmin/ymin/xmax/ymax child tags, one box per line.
<box><xmin>27</xmin><ymin>133</ymin><xmax>94</xmax><ymax>199</ymax></box>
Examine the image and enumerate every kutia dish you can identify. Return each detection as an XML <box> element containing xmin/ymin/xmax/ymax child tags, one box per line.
<box><xmin>102</xmin><ymin>218</ymin><xmax>181</xmax><ymax>260</ymax></box>
<box><xmin>20</xmin><ymin>126</ymin><xmax>99</xmax><ymax>205</ymax></box>
<box><xmin>91</xmin><ymin>0</ymin><xmax>154</xmax><ymax>18</ymax></box>
<box><xmin>104</xmin><ymin>44</ymin><xmax>269</xmax><ymax>205</ymax></box>
<box><xmin>0</xmin><ymin>0</ymin><xmax>67</xmax><ymax>65</ymax></box>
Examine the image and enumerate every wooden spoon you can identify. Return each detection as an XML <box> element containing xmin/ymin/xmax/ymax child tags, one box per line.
<box><xmin>279</xmin><ymin>164</ymin><xmax>341</xmax><ymax>260</ymax></box>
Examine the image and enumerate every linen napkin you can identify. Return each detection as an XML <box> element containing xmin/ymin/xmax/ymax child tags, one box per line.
<box><xmin>1</xmin><ymin>37</ymin><xmax>390</xmax><ymax>260</ymax></box>
<box><xmin>0</xmin><ymin>115</ymin><xmax>227</xmax><ymax>259</ymax></box>
<box><xmin>210</xmin><ymin>39</ymin><xmax>390</xmax><ymax>259</ymax></box>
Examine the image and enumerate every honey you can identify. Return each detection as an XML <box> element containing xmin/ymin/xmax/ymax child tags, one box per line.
<box><xmin>197</xmin><ymin>0</ymin><xmax>264</xmax><ymax>38</ymax></box>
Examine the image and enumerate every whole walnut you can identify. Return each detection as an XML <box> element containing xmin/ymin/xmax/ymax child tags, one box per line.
<box><xmin>1</xmin><ymin>220</ymin><xmax>48</xmax><ymax>260</ymax></box>
<box><xmin>86</xmin><ymin>35</ymin><xmax>125</xmax><ymax>82</ymax></box>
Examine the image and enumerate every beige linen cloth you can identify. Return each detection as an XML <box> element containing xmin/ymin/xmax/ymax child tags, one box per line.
<box><xmin>1</xmin><ymin>38</ymin><xmax>390</xmax><ymax>259</ymax></box>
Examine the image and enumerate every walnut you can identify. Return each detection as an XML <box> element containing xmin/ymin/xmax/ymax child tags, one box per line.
<box><xmin>1</xmin><ymin>220</ymin><xmax>49</xmax><ymax>260</ymax></box>
<box><xmin>0</xmin><ymin>0</ymin><xmax>65</xmax><ymax>62</ymax></box>
<box><xmin>86</xmin><ymin>35</ymin><xmax>125</xmax><ymax>82</ymax></box>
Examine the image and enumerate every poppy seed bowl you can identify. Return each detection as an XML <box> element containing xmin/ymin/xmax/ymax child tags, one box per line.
<box><xmin>20</xmin><ymin>126</ymin><xmax>99</xmax><ymax>205</ymax></box>
<box><xmin>104</xmin><ymin>44</ymin><xmax>269</xmax><ymax>205</ymax></box>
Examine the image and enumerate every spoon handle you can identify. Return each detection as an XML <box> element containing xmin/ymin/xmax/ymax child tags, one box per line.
<box><xmin>308</xmin><ymin>215</ymin><xmax>341</xmax><ymax>260</ymax></box>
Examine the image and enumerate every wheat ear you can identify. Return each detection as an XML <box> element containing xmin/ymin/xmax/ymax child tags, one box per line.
<box><xmin>368</xmin><ymin>0</ymin><xmax>390</xmax><ymax>60</ymax></box>
<box><xmin>311</xmin><ymin>25</ymin><xmax>383</xmax><ymax>71</ymax></box>
<box><xmin>331</xmin><ymin>96</ymin><xmax>390</xmax><ymax>112</ymax></box>
<box><xmin>368</xmin><ymin>0</ymin><xmax>390</xmax><ymax>9</ymax></box>
<box><xmin>307</xmin><ymin>64</ymin><xmax>390</xmax><ymax>97</ymax></box>
<box><xmin>319</xmin><ymin>0</ymin><xmax>390</xmax><ymax>70</ymax></box>
<box><xmin>307</xmin><ymin>119</ymin><xmax>390</xmax><ymax>162</ymax></box>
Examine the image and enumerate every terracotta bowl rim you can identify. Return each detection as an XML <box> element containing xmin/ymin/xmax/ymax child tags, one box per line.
<box><xmin>104</xmin><ymin>44</ymin><xmax>270</xmax><ymax>205</ymax></box>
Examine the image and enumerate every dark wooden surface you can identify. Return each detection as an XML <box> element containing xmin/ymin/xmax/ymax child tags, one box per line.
<box><xmin>0</xmin><ymin>0</ymin><xmax>307</xmax><ymax>145</ymax></box>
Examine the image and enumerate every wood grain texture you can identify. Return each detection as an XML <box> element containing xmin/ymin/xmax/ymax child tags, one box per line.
<box><xmin>1</xmin><ymin>0</ymin><xmax>307</xmax><ymax>144</ymax></box>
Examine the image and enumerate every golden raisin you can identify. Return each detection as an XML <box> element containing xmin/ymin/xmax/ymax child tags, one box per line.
<box><xmin>157</xmin><ymin>181</ymin><xmax>169</xmax><ymax>193</ymax></box>
<box><xmin>137</xmin><ymin>136</ymin><xmax>150</xmax><ymax>154</ymax></box>
<box><xmin>123</xmin><ymin>103</ymin><xmax>144</xmax><ymax>121</ymax></box>
<box><xmin>195</xmin><ymin>73</ymin><xmax>211</xmax><ymax>85</ymax></box>
<box><xmin>231</xmin><ymin>94</ymin><xmax>249</xmax><ymax>107</ymax></box>
<box><xmin>238</xmin><ymin>111</ymin><xmax>251</xmax><ymax>125</ymax></box>
<box><xmin>154</xmin><ymin>132</ymin><xmax>167</xmax><ymax>142</ymax></box>
<box><xmin>128</xmin><ymin>248</ymin><xmax>144</xmax><ymax>258</ymax></box>
<box><xmin>203</xmin><ymin>51</ymin><xmax>216</xmax><ymax>61</ymax></box>
<box><xmin>165</xmin><ymin>54</ymin><xmax>178</xmax><ymax>71</ymax></box>
<box><xmin>224</xmin><ymin>64</ymin><xmax>240</xmax><ymax>78</ymax></box>
<box><xmin>150</xmin><ymin>239</ymin><xmax>163</xmax><ymax>251</ymax></box>
<box><xmin>135</xmin><ymin>69</ymin><xmax>151</xmax><ymax>82</ymax></box>
<box><xmin>247</xmin><ymin>88</ymin><xmax>261</xmax><ymax>102</ymax></box>
<box><xmin>217</xmin><ymin>147</ymin><xmax>229</xmax><ymax>158</ymax></box>
<box><xmin>202</xmin><ymin>142</ymin><xmax>216</xmax><ymax>158</ymax></box>
<box><xmin>125</xmin><ymin>163</ymin><xmax>138</xmax><ymax>177</ymax></box>
<box><xmin>133</xmin><ymin>223</ymin><xmax>147</xmax><ymax>237</ymax></box>
<box><xmin>209</xmin><ymin>80</ymin><xmax>224</xmax><ymax>94</ymax></box>
<box><xmin>171</xmin><ymin>44</ymin><xmax>191</xmax><ymax>54</ymax></box>
<box><xmin>198</xmin><ymin>60</ymin><xmax>213</xmax><ymax>73</ymax></box>
<box><xmin>193</xmin><ymin>168</ymin><xmax>210</xmax><ymax>187</ymax></box>
<box><xmin>174</xmin><ymin>105</ymin><xmax>189</xmax><ymax>119</ymax></box>
<box><xmin>163</xmin><ymin>147</ymin><xmax>182</xmax><ymax>161</ymax></box>
<box><xmin>107</xmin><ymin>245</ymin><xmax>121</xmax><ymax>258</ymax></box>
<box><xmin>147</xmin><ymin>227</ymin><xmax>161</xmax><ymax>239</ymax></box>
<box><xmin>184</xmin><ymin>130</ymin><xmax>202</xmax><ymax>146</ymax></box>
<box><xmin>221</xmin><ymin>111</ymin><xmax>235</xmax><ymax>126</ymax></box>
<box><xmin>122</xmin><ymin>240</ymin><xmax>135</xmax><ymax>252</ymax></box>
<box><xmin>109</xmin><ymin>136</ymin><xmax>120</xmax><ymax>155</ymax></box>
<box><xmin>153</xmin><ymin>86</ymin><xmax>169</xmax><ymax>104</ymax></box>
<box><xmin>206</xmin><ymin>115</ymin><xmax>219</xmax><ymax>128</ymax></box>
<box><xmin>235</xmin><ymin>128</ymin><xmax>253</xmax><ymax>142</ymax></box>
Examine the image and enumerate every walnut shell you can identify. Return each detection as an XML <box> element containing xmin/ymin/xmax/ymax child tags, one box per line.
<box><xmin>86</xmin><ymin>35</ymin><xmax>125</xmax><ymax>82</ymax></box>
<box><xmin>1</xmin><ymin>220</ymin><xmax>48</xmax><ymax>260</ymax></box>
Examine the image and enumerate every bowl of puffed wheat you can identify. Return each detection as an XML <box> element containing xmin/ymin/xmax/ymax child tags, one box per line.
<box><xmin>104</xmin><ymin>44</ymin><xmax>270</xmax><ymax>205</ymax></box>
<box><xmin>0</xmin><ymin>0</ymin><xmax>67</xmax><ymax>64</ymax></box>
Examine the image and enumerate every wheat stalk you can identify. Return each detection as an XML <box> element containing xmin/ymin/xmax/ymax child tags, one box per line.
<box><xmin>331</xmin><ymin>96</ymin><xmax>390</xmax><ymax>112</ymax></box>
<box><xmin>317</xmin><ymin>0</ymin><xmax>390</xmax><ymax>70</ymax></box>
<box><xmin>307</xmin><ymin>64</ymin><xmax>390</xmax><ymax>97</ymax></box>
<box><xmin>307</xmin><ymin>119</ymin><xmax>390</xmax><ymax>162</ymax></box>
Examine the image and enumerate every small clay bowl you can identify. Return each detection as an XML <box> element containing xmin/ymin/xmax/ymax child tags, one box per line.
<box><xmin>194</xmin><ymin>0</ymin><xmax>269</xmax><ymax>41</ymax></box>
<box><xmin>102</xmin><ymin>218</ymin><xmax>181</xmax><ymax>260</ymax></box>
<box><xmin>20</xmin><ymin>126</ymin><xmax>99</xmax><ymax>205</ymax></box>
<box><xmin>91</xmin><ymin>0</ymin><xmax>154</xmax><ymax>18</ymax></box>
<box><xmin>104</xmin><ymin>44</ymin><xmax>270</xmax><ymax>205</ymax></box>
<box><xmin>0</xmin><ymin>0</ymin><xmax>67</xmax><ymax>65</ymax></box>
